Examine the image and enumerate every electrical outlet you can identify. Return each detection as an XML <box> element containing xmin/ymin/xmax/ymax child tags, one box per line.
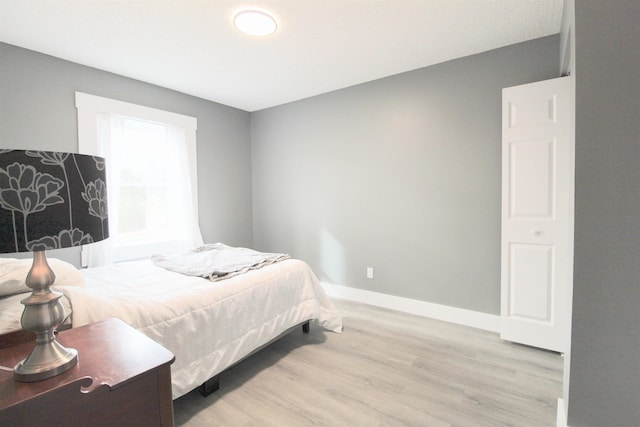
<box><xmin>366</xmin><ymin>267</ymin><xmax>374</xmax><ymax>279</ymax></box>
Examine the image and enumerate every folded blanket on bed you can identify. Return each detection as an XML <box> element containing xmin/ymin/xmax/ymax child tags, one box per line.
<box><xmin>151</xmin><ymin>243</ymin><xmax>290</xmax><ymax>281</ymax></box>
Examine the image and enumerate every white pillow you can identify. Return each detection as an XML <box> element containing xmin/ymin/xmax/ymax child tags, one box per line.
<box><xmin>0</xmin><ymin>258</ymin><xmax>85</xmax><ymax>297</ymax></box>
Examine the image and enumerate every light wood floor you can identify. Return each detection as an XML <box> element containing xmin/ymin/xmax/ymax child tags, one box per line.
<box><xmin>173</xmin><ymin>299</ymin><xmax>563</xmax><ymax>427</ymax></box>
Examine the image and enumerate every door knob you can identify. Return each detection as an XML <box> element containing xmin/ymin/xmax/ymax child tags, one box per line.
<box><xmin>531</xmin><ymin>229</ymin><xmax>544</xmax><ymax>236</ymax></box>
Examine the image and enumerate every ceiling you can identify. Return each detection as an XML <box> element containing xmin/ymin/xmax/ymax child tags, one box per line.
<box><xmin>0</xmin><ymin>0</ymin><xmax>564</xmax><ymax>112</ymax></box>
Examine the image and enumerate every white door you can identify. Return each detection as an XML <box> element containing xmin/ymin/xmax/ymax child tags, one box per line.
<box><xmin>501</xmin><ymin>76</ymin><xmax>574</xmax><ymax>353</ymax></box>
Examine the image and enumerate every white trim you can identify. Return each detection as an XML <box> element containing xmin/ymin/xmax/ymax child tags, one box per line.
<box><xmin>75</xmin><ymin>92</ymin><xmax>197</xmax><ymax>130</ymax></box>
<box><xmin>75</xmin><ymin>92</ymin><xmax>198</xmax><ymax>214</ymax></box>
<box><xmin>321</xmin><ymin>282</ymin><xmax>501</xmax><ymax>333</ymax></box>
<box><xmin>75</xmin><ymin>92</ymin><xmax>201</xmax><ymax>266</ymax></box>
<box><xmin>557</xmin><ymin>398</ymin><xmax>569</xmax><ymax>427</ymax></box>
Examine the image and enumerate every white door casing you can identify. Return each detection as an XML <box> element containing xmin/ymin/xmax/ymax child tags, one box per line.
<box><xmin>500</xmin><ymin>76</ymin><xmax>574</xmax><ymax>353</ymax></box>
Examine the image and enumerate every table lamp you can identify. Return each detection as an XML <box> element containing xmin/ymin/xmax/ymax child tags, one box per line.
<box><xmin>0</xmin><ymin>149</ymin><xmax>108</xmax><ymax>382</ymax></box>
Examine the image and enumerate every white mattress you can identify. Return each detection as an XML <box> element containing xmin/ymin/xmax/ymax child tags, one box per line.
<box><xmin>57</xmin><ymin>258</ymin><xmax>342</xmax><ymax>398</ymax></box>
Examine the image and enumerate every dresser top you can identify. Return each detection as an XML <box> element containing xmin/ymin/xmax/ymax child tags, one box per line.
<box><xmin>0</xmin><ymin>318</ymin><xmax>175</xmax><ymax>409</ymax></box>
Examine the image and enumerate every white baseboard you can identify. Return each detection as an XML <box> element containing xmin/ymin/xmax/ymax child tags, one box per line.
<box><xmin>321</xmin><ymin>282</ymin><xmax>501</xmax><ymax>333</ymax></box>
<box><xmin>557</xmin><ymin>398</ymin><xmax>569</xmax><ymax>427</ymax></box>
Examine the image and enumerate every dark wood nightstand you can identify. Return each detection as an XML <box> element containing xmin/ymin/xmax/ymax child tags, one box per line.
<box><xmin>0</xmin><ymin>318</ymin><xmax>175</xmax><ymax>426</ymax></box>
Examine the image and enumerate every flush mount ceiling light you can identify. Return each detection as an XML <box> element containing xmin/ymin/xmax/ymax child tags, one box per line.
<box><xmin>233</xmin><ymin>10</ymin><xmax>277</xmax><ymax>37</ymax></box>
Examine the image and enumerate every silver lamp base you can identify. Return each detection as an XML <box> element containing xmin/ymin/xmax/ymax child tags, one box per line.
<box><xmin>13</xmin><ymin>250</ymin><xmax>78</xmax><ymax>382</ymax></box>
<box><xmin>14</xmin><ymin>340</ymin><xmax>77</xmax><ymax>382</ymax></box>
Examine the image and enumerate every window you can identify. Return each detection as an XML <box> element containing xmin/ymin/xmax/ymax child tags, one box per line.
<box><xmin>76</xmin><ymin>92</ymin><xmax>202</xmax><ymax>266</ymax></box>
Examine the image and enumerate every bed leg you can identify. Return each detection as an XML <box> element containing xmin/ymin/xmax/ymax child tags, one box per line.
<box><xmin>302</xmin><ymin>321</ymin><xmax>310</xmax><ymax>334</ymax></box>
<box><xmin>200</xmin><ymin>375</ymin><xmax>220</xmax><ymax>397</ymax></box>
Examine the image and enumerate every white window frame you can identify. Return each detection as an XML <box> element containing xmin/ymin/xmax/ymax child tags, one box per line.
<box><xmin>75</xmin><ymin>92</ymin><xmax>199</xmax><ymax>264</ymax></box>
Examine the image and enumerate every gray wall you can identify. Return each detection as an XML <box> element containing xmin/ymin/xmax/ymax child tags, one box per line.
<box><xmin>0</xmin><ymin>42</ymin><xmax>253</xmax><ymax>265</ymax></box>
<box><xmin>251</xmin><ymin>36</ymin><xmax>560</xmax><ymax>315</ymax></box>
<box><xmin>568</xmin><ymin>1</ymin><xmax>640</xmax><ymax>425</ymax></box>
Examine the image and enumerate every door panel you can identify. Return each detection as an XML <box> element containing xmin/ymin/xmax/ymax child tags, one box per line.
<box><xmin>508</xmin><ymin>243</ymin><xmax>553</xmax><ymax>322</ymax></box>
<box><xmin>509</xmin><ymin>139</ymin><xmax>554</xmax><ymax>218</ymax></box>
<box><xmin>501</xmin><ymin>76</ymin><xmax>573</xmax><ymax>353</ymax></box>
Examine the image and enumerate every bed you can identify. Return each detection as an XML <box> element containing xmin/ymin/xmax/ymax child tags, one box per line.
<box><xmin>0</xmin><ymin>251</ymin><xmax>343</xmax><ymax>399</ymax></box>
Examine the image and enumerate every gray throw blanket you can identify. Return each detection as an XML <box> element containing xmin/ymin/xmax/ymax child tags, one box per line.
<box><xmin>151</xmin><ymin>243</ymin><xmax>290</xmax><ymax>281</ymax></box>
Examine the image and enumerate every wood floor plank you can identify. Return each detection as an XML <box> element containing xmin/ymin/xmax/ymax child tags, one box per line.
<box><xmin>173</xmin><ymin>299</ymin><xmax>563</xmax><ymax>426</ymax></box>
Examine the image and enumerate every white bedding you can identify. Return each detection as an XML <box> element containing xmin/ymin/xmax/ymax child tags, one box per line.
<box><xmin>151</xmin><ymin>242</ymin><xmax>290</xmax><ymax>281</ymax></box>
<box><xmin>57</xmin><ymin>258</ymin><xmax>342</xmax><ymax>399</ymax></box>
